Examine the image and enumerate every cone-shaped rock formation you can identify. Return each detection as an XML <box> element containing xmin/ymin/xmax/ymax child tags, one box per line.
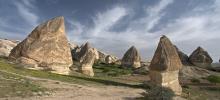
<box><xmin>121</xmin><ymin>46</ymin><xmax>141</xmax><ymax>68</ymax></box>
<box><xmin>71</xmin><ymin>42</ymin><xmax>98</xmax><ymax>76</ymax></box>
<box><xmin>189</xmin><ymin>47</ymin><xmax>213</xmax><ymax>68</ymax></box>
<box><xmin>9</xmin><ymin>16</ymin><xmax>72</xmax><ymax>75</ymax></box>
<box><xmin>149</xmin><ymin>35</ymin><xmax>182</xmax><ymax>95</ymax></box>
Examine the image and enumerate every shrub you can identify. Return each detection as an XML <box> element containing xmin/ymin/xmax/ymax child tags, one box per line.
<box><xmin>206</xmin><ymin>75</ymin><xmax>220</xmax><ymax>84</ymax></box>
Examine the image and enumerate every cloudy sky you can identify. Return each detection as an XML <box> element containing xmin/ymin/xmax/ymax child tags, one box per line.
<box><xmin>0</xmin><ymin>0</ymin><xmax>220</xmax><ymax>62</ymax></box>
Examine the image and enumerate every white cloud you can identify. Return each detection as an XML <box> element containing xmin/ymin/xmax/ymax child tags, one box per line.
<box><xmin>89</xmin><ymin>7</ymin><xmax>127</xmax><ymax>37</ymax></box>
<box><xmin>145</xmin><ymin>0</ymin><xmax>174</xmax><ymax>31</ymax></box>
<box><xmin>0</xmin><ymin>0</ymin><xmax>39</xmax><ymax>40</ymax></box>
<box><xmin>68</xmin><ymin>0</ymin><xmax>220</xmax><ymax>61</ymax></box>
<box><xmin>68</xmin><ymin>19</ymin><xmax>84</xmax><ymax>35</ymax></box>
<box><xmin>68</xmin><ymin>0</ymin><xmax>175</xmax><ymax>59</ymax></box>
<box><xmin>14</xmin><ymin>0</ymin><xmax>39</xmax><ymax>27</ymax></box>
<box><xmin>158</xmin><ymin>0</ymin><xmax>220</xmax><ymax>43</ymax></box>
<box><xmin>127</xmin><ymin>0</ymin><xmax>174</xmax><ymax>32</ymax></box>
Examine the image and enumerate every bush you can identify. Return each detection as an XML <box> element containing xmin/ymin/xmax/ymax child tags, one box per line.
<box><xmin>144</xmin><ymin>86</ymin><xmax>175</xmax><ymax>100</ymax></box>
<box><xmin>93</xmin><ymin>63</ymin><xmax>132</xmax><ymax>77</ymax></box>
<box><xmin>206</xmin><ymin>75</ymin><xmax>220</xmax><ymax>84</ymax></box>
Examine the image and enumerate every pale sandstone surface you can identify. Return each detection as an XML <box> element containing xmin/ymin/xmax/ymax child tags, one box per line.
<box><xmin>189</xmin><ymin>47</ymin><xmax>213</xmax><ymax>68</ymax></box>
<box><xmin>0</xmin><ymin>39</ymin><xmax>18</xmax><ymax>57</ymax></box>
<box><xmin>8</xmin><ymin>16</ymin><xmax>72</xmax><ymax>75</ymax></box>
<box><xmin>121</xmin><ymin>46</ymin><xmax>141</xmax><ymax>68</ymax></box>
<box><xmin>71</xmin><ymin>42</ymin><xmax>97</xmax><ymax>76</ymax></box>
<box><xmin>149</xmin><ymin>35</ymin><xmax>182</xmax><ymax>96</ymax></box>
<box><xmin>105</xmin><ymin>55</ymin><xmax>118</xmax><ymax>64</ymax></box>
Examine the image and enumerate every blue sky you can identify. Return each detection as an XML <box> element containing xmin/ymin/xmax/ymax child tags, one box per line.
<box><xmin>0</xmin><ymin>0</ymin><xmax>220</xmax><ymax>62</ymax></box>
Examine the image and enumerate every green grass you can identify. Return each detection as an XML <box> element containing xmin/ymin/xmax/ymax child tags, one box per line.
<box><xmin>93</xmin><ymin>63</ymin><xmax>133</xmax><ymax>77</ymax></box>
<box><xmin>0</xmin><ymin>57</ymin><xmax>143</xmax><ymax>89</ymax></box>
<box><xmin>0</xmin><ymin>71</ymin><xmax>46</xmax><ymax>98</ymax></box>
<box><xmin>206</xmin><ymin>75</ymin><xmax>220</xmax><ymax>84</ymax></box>
<box><xmin>182</xmin><ymin>86</ymin><xmax>220</xmax><ymax>100</ymax></box>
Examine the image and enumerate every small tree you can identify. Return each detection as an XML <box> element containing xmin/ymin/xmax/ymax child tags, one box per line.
<box><xmin>207</xmin><ymin>75</ymin><xmax>220</xmax><ymax>85</ymax></box>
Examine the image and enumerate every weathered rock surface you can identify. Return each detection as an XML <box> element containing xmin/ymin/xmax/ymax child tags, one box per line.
<box><xmin>189</xmin><ymin>47</ymin><xmax>213</xmax><ymax>68</ymax></box>
<box><xmin>105</xmin><ymin>55</ymin><xmax>118</xmax><ymax>64</ymax></box>
<box><xmin>79</xmin><ymin>49</ymin><xmax>96</xmax><ymax>76</ymax></box>
<box><xmin>210</xmin><ymin>63</ymin><xmax>220</xmax><ymax>72</ymax></box>
<box><xmin>98</xmin><ymin>51</ymin><xmax>107</xmax><ymax>63</ymax></box>
<box><xmin>93</xmin><ymin>48</ymin><xmax>99</xmax><ymax>60</ymax></box>
<box><xmin>9</xmin><ymin>16</ymin><xmax>73</xmax><ymax>75</ymax></box>
<box><xmin>174</xmin><ymin>46</ymin><xmax>190</xmax><ymax>65</ymax></box>
<box><xmin>149</xmin><ymin>35</ymin><xmax>182</xmax><ymax>96</ymax></box>
<box><xmin>0</xmin><ymin>39</ymin><xmax>18</xmax><ymax>57</ymax></box>
<box><xmin>180</xmin><ymin>65</ymin><xmax>213</xmax><ymax>79</ymax></box>
<box><xmin>72</xmin><ymin>42</ymin><xmax>99</xmax><ymax>62</ymax></box>
<box><xmin>121</xmin><ymin>46</ymin><xmax>141</xmax><ymax>68</ymax></box>
<box><xmin>71</xmin><ymin>42</ymin><xmax>97</xmax><ymax>76</ymax></box>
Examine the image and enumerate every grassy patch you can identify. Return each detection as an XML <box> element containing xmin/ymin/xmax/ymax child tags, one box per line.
<box><xmin>93</xmin><ymin>63</ymin><xmax>133</xmax><ymax>77</ymax></box>
<box><xmin>182</xmin><ymin>86</ymin><xmax>220</xmax><ymax>100</ymax></box>
<box><xmin>206</xmin><ymin>75</ymin><xmax>220</xmax><ymax>84</ymax></box>
<box><xmin>0</xmin><ymin>57</ymin><xmax>143</xmax><ymax>89</ymax></box>
<box><xmin>0</xmin><ymin>71</ymin><xmax>46</xmax><ymax>98</ymax></box>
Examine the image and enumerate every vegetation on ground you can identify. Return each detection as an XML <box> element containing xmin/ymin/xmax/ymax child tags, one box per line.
<box><xmin>206</xmin><ymin>75</ymin><xmax>220</xmax><ymax>84</ymax></box>
<box><xmin>182</xmin><ymin>86</ymin><xmax>220</xmax><ymax>100</ymax></box>
<box><xmin>0</xmin><ymin>57</ymin><xmax>143</xmax><ymax>89</ymax></box>
<box><xmin>93</xmin><ymin>63</ymin><xmax>133</xmax><ymax>77</ymax></box>
<box><xmin>1</xmin><ymin>57</ymin><xmax>220</xmax><ymax>99</ymax></box>
<box><xmin>0</xmin><ymin>71</ymin><xmax>46</xmax><ymax>98</ymax></box>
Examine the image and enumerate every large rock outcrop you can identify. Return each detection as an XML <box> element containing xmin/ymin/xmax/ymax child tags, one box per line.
<box><xmin>9</xmin><ymin>16</ymin><xmax>73</xmax><ymax>75</ymax></box>
<box><xmin>121</xmin><ymin>46</ymin><xmax>141</xmax><ymax>68</ymax></box>
<box><xmin>71</xmin><ymin>42</ymin><xmax>97</xmax><ymax>76</ymax></box>
<box><xmin>189</xmin><ymin>47</ymin><xmax>213</xmax><ymax>68</ymax></box>
<box><xmin>79</xmin><ymin>48</ymin><xmax>96</xmax><ymax>76</ymax></box>
<box><xmin>149</xmin><ymin>35</ymin><xmax>182</xmax><ymax>96</ymax></box>
<box><xmin>105</xmin><ymin>55</ymin><xmax>118</xmax><ymax>64</ymax></box>
<box><xmin>72</xmin><ymin>42</ymin><xmax>99</xmax><ymax>62</ymax></box>
<box><xmin>174</xmin><ymin>46</ymin><xmax>190</xmax><ymax>65</ymax></box>
<box><xmin>98</xmin><ymin>51</ymin><xmax>107</xmax><ymax>63</ymax></box>
<box><xmin>0</xmin><ymin>39</ymin><xmax>18</xmax><ymax>57</ymax></box>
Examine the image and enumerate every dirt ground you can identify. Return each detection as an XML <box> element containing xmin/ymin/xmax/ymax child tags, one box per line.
<box><xmin>1</xmin><ymin>76</ymin><xmax>145</xmax><ymax>100</ymax></box>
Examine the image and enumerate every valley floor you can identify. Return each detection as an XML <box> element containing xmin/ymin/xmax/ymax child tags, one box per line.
<box><xmin>0</xmin><ymin>57</ymin><xmax>220</xmax><ymax>100</ymax></box>
<box><xmin>1</xmin><ymin>74</ymin><xmax>145</xmax><ymax>100</ymax></box>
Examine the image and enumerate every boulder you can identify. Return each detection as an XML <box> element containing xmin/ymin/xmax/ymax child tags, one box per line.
<box><xmin>149</xmin><ymin>35</ymin><xmax>182</xmax><ymax>95</ymax></box>
<box><xmin>0</xmin><ymin>39</ymin><xmax>18</xmax><ymax>57</ymax></box>
<box><xmin>210</xmin><ymin>63</ymin><xmax>220</xmax><ymax>72</ymax></box>
<box><xmin>180</xmin><ymin>65</ymin><xmax>212</xmax><ymax>79</ymax></box>
<box><xmin>105</xmin><ymin>55</ymin><xmax>118</xmax><ymax>64</ymax></box>
<box><xmin>92</xmin><ymin>48</ymin><xmax>99</xmax><ymax>60</ymax></box>
<box><xmin>72</xmin><ymin>42</ymin><xmax>99</xmax><ymax>62</ymax></box>
<box><xmin>71</xmin><ymin>42</ymin><xmax>97</xmax><ymax>76</ymax></box>
<box><xmin>79</xmin><ymin>49</ymin><xmax>96</xmax><ymax>76</ymax></box>
<box><xmin>98</xmin><ymin>51</ymin><xmax>107</xmax><ymax>63</ymax></box>
<box><xmin>121</xmin><ymin>46</ymin><xmax>141</xmax><ymax>68</ymax></box>
<box><xmin>9</xmin><ymin>16</ymin><xmax>73</xmax><ymax>75</ymax></box>
<box><xmin>174</xmin><ymin>46</ymin><xmax>190</xmax><ymax>65</ymax></box>
<box><xmin>189</xmin><ymin>47</ymin><xmax>213</xmax><ymax>68</ymax></box>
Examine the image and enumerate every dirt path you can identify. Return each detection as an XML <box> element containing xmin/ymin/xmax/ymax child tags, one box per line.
<box><xmin>0</xmin><ymin>70</ymin><xmax>145</xmax><ymax>100</ymax></box>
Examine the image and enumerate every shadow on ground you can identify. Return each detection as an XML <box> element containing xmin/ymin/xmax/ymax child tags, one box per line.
<box><xmin>69</xmin><ymin>75</ymin><xmax>148</xmax><ymax>89</ymax></box>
